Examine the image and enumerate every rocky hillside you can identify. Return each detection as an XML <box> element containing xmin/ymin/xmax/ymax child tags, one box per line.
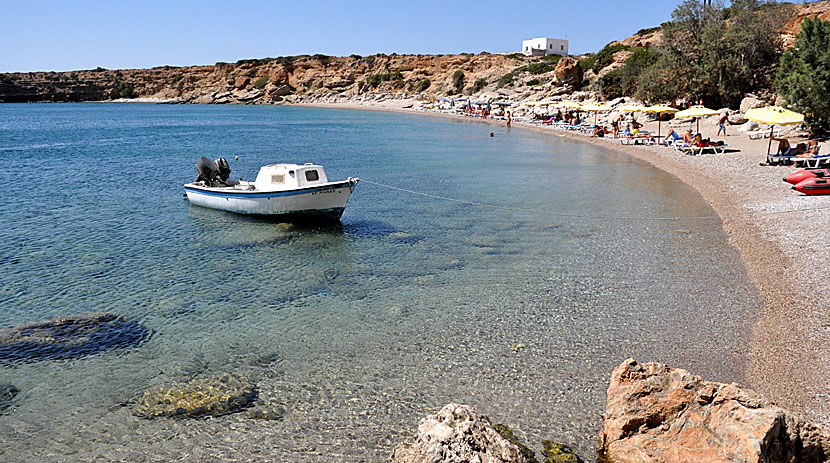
<box><xmin>0</xmin><ymin>53</ymin><xmax>579</xmax><ymax>105</ymax></box>
<box><xmin>2</xmin><ymin>1</ymin><xmax>829</xmax><ymax>105</ymax></box>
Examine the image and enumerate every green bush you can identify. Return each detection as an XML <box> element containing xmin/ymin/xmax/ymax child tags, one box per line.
<box><xmin>253</xmin><ymin>76</ymin><xmax>269</xmax><ymax>89</ymax></box>
<box><xmin>526</xmin><ymin>79</ymin><xmax>541</xmax><ymax>86</ymax></box>
<box><xmin>578</xmin><ymin>54</ymin><xmax>597</xmax><ymax>73</ymax></box>
<box><xmin>777</xmin><ymin>15</ymin><xmax>830</xmax><ymax>135</ymax></box>
<box><xmin>413</xmin><ymin>78</ymin><xmax>431</xmax><ymax>92</ymax></box>
<box><xmin>505</xmin><ymin>53</ymin><xmax>525</xmax><ymax>61</ymax></box>
<box><xmin>470</xmin><ymin>77</ymin><xmax>487</xmax><ymax>93</ymax></box>
<box><xmin>245</xmin><ymin>68</ymin><xmax>258</xmax><ymax>77</ymax></box>
<box><xmin>524</xmin><ymin>62</ymin><xmax>554</xmax><ymax>75</ymax></box>
<box><xmin>171</xmin><ymin>75</ymin><xmax>183</xmax><ymax>84</ymax></box>
<box><xmin>591</xmin><ymin>43</ymin><xmax>630</xmax><ymax>72</ymax></box>
<box><xmin>116</xmin><ymin>81</ymin><xmax>134</xmax><ymax>98</ymax></box>
<box><xmin>599</xmin><ymin>69</ymin><xmax>623</xmax><ymax>99</ymax></box>
<box><xmin>365</xmin><ymin>71</ymin><xmax>404</xmax><ymax>89</ymax></box>
<box><xmin>451</xmin><ymin>70</ymin><xmax>465</xmax><ymax>94</ymax></box>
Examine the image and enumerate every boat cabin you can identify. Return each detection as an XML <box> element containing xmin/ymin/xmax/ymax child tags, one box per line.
<box><xmin>253</xmin><ymin>163</ymin><xmax>329</xmax><ymax>191</ymax></box>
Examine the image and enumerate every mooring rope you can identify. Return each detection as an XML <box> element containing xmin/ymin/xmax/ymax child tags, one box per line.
<box><xmin>359</xmin><ymin>178</ymin><xmax>830</xmax><ymax>221</ymax></box>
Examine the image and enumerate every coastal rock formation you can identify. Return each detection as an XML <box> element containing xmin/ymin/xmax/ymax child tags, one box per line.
<box><xmin>553</xmin><ymin>57</ymin><xmax>583</xmax><ymax>88</ymax></box>
<box><xmin>133</xmin><ymin>372</ymin><xmax>255</xmax><ymax>419</ymax></box>
<box><xmin>0</xmin><ymin>313</ymin><xmax>151</xmax><ymax>363</ymax></box>
<box><xmin>740</xmin><ymin>95</ymin><xmax>768</xmax><ymax>114</ymax></box>
<box><xmin>0</xmin><ymin>384</ymin><xmax>19</xmax><ymax>414</ymax></box>
<box><xmin>601</xmin><ymin>358</ymin><xmax>830</xmax><ymax>463</ymax></box>
<box><xmin>388</xmin><ymin>403</ymin><xmax>530</xmax><ymax>463</ymax></box>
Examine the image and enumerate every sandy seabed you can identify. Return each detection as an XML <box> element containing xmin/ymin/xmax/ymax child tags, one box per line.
<box><xmin>301</xmin><ymin>99</ymin><xmax>830</xmax><ymax>425</ymax></box>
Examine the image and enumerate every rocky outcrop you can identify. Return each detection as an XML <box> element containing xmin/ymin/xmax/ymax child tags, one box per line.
<box><xmin>0</xmin><ymin>313</ymin><xmax>151</xmax><ymax>363</ymax></box>
<box><xmin>133</xmin><ymin>373</ymin><xmax>255</xmax><ymax>419</ymax></box>
<box><xmin>601</xmin><ymin>358</ymin><xmax>830</xmax><ymax>463</ymax></box>
<box><xmin>553</xmin><ymin>57</ymin><xmax>583</xmax><ymax>88</ymax></box>
<box><xmin>388</xmin><ymin>403</ymin><xmax>530</xmax><ymax>463</ymax></box>
<box><xmin>740</xmin><ymin>94</ymin><xmax>768</xmax><ymax>114</ymax></box>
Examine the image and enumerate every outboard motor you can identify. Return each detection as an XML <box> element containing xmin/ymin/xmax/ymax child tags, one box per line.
<box><xmin>215</xmin><ymin>157</ymin><xmax>231</xmax><ymax>184</ymax></box>
<box><xmin>195</xmin><ymin>157</ymin><xmax>232</xmax><ymax>186</ymax></box>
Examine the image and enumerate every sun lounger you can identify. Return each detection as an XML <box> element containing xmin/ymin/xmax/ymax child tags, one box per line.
<box><xmin>794</xmin><ymin>154</ymin><xmax>830</xmax><ymax>168</ymax></box>
<box><xmin>620</xmin><ymin>135</ymin><xmax>656</xmax><ymax>145</ymax></box>
<box><xmin>678</xmin><ymin>144</ymin><xmax>729</xmax><ymax>155</ymax></box>
<box><xmin>765</xmin><ymin>153</ymin><xmax>799</xmax><ymax>165</ymax></box>
<box><xmin>747</xmin><ymin>129</ymin><xmax>781</xmax><ymax>140</ymax></box>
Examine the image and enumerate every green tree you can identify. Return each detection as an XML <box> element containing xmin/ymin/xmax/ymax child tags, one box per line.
<box><xmin>636</xmin><ymin>0</ymin><xmax>789</xmax><ymax>107</ymax></box>
<box><xmin>777</xmin><ymin>16</ymin><xmax>830</xmax><ymax>135</ymax></box>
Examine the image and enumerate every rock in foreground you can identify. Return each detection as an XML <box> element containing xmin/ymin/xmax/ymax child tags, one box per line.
<box><xmin>0</xmin><ymin>313</ymin><xmax>151</xmax><ymax>363</ymax></box>
<box><xmin>601</xmin><ymin>358</ymin><xmax>830</xmax><ymax>463</ymax></box>
<box><xmin>133</xmin><ymin>373</ymin><xmax>255</xmax><ymax>419</ymax></box>
<box><xmin>389</xmin><ymin>403</ymin><xmax>530</xmax><ymax>463</ymax></box>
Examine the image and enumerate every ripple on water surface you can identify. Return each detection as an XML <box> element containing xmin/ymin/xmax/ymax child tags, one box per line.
<box><xmin>0</xmin><ymin>104</ymin><xmax>760</xmax><ymax>462</ymax></box>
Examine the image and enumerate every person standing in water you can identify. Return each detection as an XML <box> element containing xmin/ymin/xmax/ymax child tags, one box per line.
<box><xmin>506</xmin><ymin>110</ymin><xmax>512</xmax><ymax>128</ymax></box>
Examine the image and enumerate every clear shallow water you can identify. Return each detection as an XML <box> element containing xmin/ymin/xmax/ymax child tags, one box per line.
<box><xmin>0</xmin><ymin>103</ymin><xmax>760</xmax><ymax>462</ymax></box>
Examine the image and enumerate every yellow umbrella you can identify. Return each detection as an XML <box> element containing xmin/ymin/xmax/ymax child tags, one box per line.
<box><xmin>674</xmin><ymin>105</ymin><xmax>719</xmax><ymax>133</ymax></box>
<box><xmin>645</xmin><ymin>104</ymin><xmax>680</xmax><ymax>139</ymax></box>
<box><xmin>745</xmin><ymin>106</ymin><xmax>805</xmax><ymax>157</ymax></box>
<box><xmin>581</xmin><ymin>103</ymin><xmax>612</xmax><ymax>125</ymax></box>
<box><xmin>554</xmin><ymin>101</ymin><xmax>582</xmax><ymax>110</ymax></box>
<box><xmin>617</xmin><ymin>103</ymin><xmax>648</xmax><ymax>112</ymax></box>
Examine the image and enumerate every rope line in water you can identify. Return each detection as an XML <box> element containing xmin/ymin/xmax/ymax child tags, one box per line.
<box><xmin>359</xmin><ymin>179</ymin><xmax>830</xmax><ymax>221</ymax></box>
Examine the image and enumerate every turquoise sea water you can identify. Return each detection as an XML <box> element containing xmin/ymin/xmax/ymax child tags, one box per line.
<box><xmin>0</xmin><ymin>104</ymin><xmax>760</xmax><ymax>461</ymax></box>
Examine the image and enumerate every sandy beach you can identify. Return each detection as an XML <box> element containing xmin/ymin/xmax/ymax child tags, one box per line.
<box><xmin>300</xmin><ymin>99</ymin><xmax>830</xmax><ymax>425</ymax></box>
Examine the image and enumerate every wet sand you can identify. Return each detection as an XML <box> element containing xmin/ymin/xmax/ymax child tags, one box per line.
<box><xmin>302</xmin><ymin>101</ymin><xmax>830</xmax><ymax>425</ymax></box>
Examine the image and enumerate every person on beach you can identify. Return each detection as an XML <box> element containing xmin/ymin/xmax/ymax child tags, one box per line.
<box><xmin>592</xmin><ymin>126</ymin><xmax>607</xmax><ymax>138</ymax></box>
<box><xmin>771</xmin><ymin>136</ymin><xmax>792</xmax><ymax>155</ymax></box>
<box><xmin>611</xmin><ymin>115</ymin><xmax>622</xmax><ymax>139</ymax></box>
<box><xmin>717</xmin><ymin>113</ymin><xmax>729</xmax><ymax>136</ymax></box>
<box><xmin>506</xmin><ymin>111</ymin><xmax>511</xmax><ymax>128</ymax></box>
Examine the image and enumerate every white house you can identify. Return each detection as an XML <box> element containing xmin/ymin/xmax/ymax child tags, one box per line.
<box><xmin>521</xmin><ymin>37</ymin><xmax>568</xmax><ymax>56</ymax></box>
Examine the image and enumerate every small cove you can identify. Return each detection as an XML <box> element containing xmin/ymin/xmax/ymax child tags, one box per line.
<box><xmin>0</xmin><ymin>103</ymin><xmax>761</xmax><ymax>461</ymax></box>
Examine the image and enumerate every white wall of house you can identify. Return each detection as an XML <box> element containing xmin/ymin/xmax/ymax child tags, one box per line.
<box><xmin>521</xmin><ymin>38</ymin><xmax>568</xmax><ymax>56</ymax></box>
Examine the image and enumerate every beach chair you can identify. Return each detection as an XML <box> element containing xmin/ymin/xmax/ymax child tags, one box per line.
<box><xmin>766</xmin><ymin>153</ymin><xmax>799</xmax><ymax>165</ymax></box>
<box><xmin>679</xmin><ymin>144</ymin><xmax>728</xmax><ymax>155</ymax></box>
<box><xmin>747</xmin><ymin>129</ymin><xmax>781</xmax><ymax>140</ymax></box>
<box><xmin>794</xmin><ymin>152</ymin><xmax>830</xmax><ymax>168</ymax></box>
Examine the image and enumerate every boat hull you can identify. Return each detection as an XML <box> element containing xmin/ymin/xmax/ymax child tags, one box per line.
<box><xmin>184</xmin><ymin>179</ymin><xmax>358</xmax><ymax>220</ymax></box>
<box><xmin>784</xmin><ymin>169</ymin><xmax>830</xmax><ymax>185</ymax></box>
<box><xmin>793</xmin><ymin>178</ymin><xmax>830</xmax><ymax>195</ymax></box>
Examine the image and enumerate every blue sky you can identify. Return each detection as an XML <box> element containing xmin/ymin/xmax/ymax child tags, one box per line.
<box><xmin>2</xmin><ymin>0</ymin><xmax>679</xmax><ymax>73</ymax></box>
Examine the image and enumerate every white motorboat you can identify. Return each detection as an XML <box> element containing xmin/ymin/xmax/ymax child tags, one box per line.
<box><xmin>184</xmin><ymin>157</ymin><xmax>359</xmax><ymax>221</ymax></box>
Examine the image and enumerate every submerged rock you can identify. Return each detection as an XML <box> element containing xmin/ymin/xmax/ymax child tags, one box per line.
<box><xmin>245</xmin><ymin>403</ymin><xmax>286</xmax><ymax>420</ymax></box>
<box><xmin>493</xmin><ymin>423</ymin><xmax>538</xmax><ymax>462</ymax></box>
<box><xmin>541</xmin><ymin>440</ymin><xmax>582</xmax><ymax>463</ymax></box>
<box><xmin>0</xmin><ymin>384</ymin><xmax>19</xmax><ymax>414</ymax></box>
<box><xmin>389</xmin><ymin>403</ymin><xmax>530</xmax><ymax>463</ymax></box>
<box><xmin>0</xmin><ymin>313</ymin><xmax>151</xmax><ymax>363</ymax></box>
<box><xmin>133</xmin><ymin>373</ymin><xmax>255</xmax><ymax>419</ymax></box>
<box><xmin>601</xmin><ymin>358</ymin><xmax>830</xmax><ymax>463</ymax></box>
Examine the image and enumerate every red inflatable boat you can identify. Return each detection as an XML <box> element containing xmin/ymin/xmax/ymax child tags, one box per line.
<box><xmin>784</xmin><ymin>168</ymin><xmax>830</xmax><ymax>185</ymax></box>
<box><xmin>793</xmin><ymin>177</ymin><xmax>830</xmax><ymax>195</ymax></box>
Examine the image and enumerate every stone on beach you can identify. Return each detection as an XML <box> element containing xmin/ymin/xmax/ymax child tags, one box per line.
<box><xmin>133</xmin><ymin>372</ymin><xmax>256</xmax><ymax>419</ymax></box>
<box><xmin>388</xmin><ymin>403</ymin><xmax>531</xmax><ymax>463</ymax></box>
<box><xmin>0</xmin><ymin>312</ymin><xmax>151</xmax><ymax>363</ymax></box>
<box><xmin>601</xmin><ymin>358</ymin><xmax>830</xmax><ymax>463</ymax></box>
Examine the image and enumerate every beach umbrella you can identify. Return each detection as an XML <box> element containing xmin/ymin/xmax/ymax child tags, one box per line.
<box><xmin>581</xmin><ymin>102</ymin><xmax>611</xmax><ymax>125</ymax></box>
<box><xmin>745</xmin><ymin>106</ymin><xmax>805</xmax><ymax>158</ymax></box>
<box><xmin>554</xmin><ymin>101</ymin><xmax>582</xmax><ymax>109</ymax></box>
<box><xmin>616</xmin><ymin>103</ymin><xmax>648</xmax><ymax>112</ymax></box>
<box><xmin>674</xmin><ymin>105</ymin><xmax>719</xmax><ymax>133</ymax></box>
<box><xmin>644</xmin><ymin>104</ymin><xmax>679</xmax><ymax>139</ymax></box>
